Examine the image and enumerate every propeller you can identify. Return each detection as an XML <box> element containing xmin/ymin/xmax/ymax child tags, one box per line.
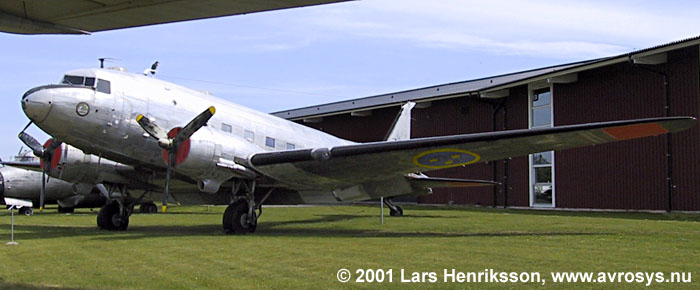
<box><xmin>17</xmin><ymin>131</ymin><xmax>63</xmax><ymax>212</ymax></box>
<box><xmin>136</xmin><ymin>106</ymin><xmax>215</xmax><ymax>213</ymax></box>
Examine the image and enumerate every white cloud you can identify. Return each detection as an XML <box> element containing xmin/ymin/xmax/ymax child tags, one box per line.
<box><xmin>301</xmin><ymin>0</ymin><xmax>700</xmax><ymax>59</ymax></box>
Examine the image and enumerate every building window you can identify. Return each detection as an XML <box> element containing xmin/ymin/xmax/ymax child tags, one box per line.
<box><xmin>244</xmin><ymin>130</ymin><xmax>254</xmax><ymax>143</ymax></box>
<box><xmin>265</xmin><ymin>137</ymin><xmax>275</xmax><ymax>148</ymax></box>
<box><xmin>286</xmin><ymin>143</ymin><xmax>295</xmax><ymax>150</ymax></box>
<box><xmin>529</xmin><ymin>86</ymin><xmax>554</xmax><ymax>207</ymax></box>
<box><xmin>221</xmin><ymin>123</ymin><xmax>232</xmax><ymax>133</ymax></box>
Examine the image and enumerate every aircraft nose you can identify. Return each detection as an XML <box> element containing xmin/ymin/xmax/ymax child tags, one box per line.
<box><xmin>22</xmin><ymin>86</ymin><xmax>54</xmax><ymax>123</ymax></box>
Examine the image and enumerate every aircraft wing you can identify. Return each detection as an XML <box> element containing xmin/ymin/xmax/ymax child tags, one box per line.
<box><xmin>248</xmin><ymin>117</ymin><xmax>695</xmax><ymax>190</ymax></box>
<box><xmin>1</xmin><ymin>160</ymin><xmax>41</xmax><ymax>171</ymax></box>
<box><xmin>0</xmin><ymin>0</ymin><xmax>350</xmax><ymax>34</ymax></box>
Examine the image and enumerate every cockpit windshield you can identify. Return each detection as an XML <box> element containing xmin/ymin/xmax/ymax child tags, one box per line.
<box><xmin>61</xmin><ymin>75</ymin><xmax>111</xmax><ymax>94</ymax></box>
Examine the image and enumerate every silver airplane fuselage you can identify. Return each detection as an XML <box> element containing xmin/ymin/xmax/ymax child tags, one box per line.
<box><xmin>22</xmin><ymin>68</ymin><xmax>354</xmax><ymax>203</ymax></box>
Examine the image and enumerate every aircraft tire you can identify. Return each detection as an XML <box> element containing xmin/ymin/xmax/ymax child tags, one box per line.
<box><xmin>140</xmin><ymin>202</ymin><xmax>158</xmax><ymax>214</ymax></box>
<box><xmin>19</xmin><ymin>207</ymin><xmax>33</xmax><ymax>216</ymax></box>
<box><xmin>223</xmin><ymin>201</ymin><xmax>257</xmax><ymax>234</ymax></box>
<box><xmin>97</xmin><ymin>202</ymin><xmax>129</xmax><ymax>231</ymax></box>
<box><xmin>389</xmin><ymin>206</ymin><xmax>403</xmax><ymax>217</ymax></box>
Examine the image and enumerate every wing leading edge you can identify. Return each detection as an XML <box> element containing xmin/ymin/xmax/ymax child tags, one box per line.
<box><xmin>0</xmin><ymin>0</ymin><xmax>352</xmax><ymax>34</ymax></box>
<box><xmin>248</xmin><ymin>117</ymin><xmax>695</xmax><ymax>191</ymax></box>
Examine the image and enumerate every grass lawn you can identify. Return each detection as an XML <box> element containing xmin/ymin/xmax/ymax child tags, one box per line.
<box><xmin>0</xmin><ymin>204</ymin><xmax>698</xmax><ymax>289</ymax></box>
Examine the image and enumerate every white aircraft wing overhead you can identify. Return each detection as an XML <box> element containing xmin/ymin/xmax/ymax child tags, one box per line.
<box><xmin>249</xmin><ymin>117</ymin><xmax>695</xmax><ymax>190</ymax></box>
<box><xmin>0</xmin><ymin>0</ymin><xmax>350</xmax><ymax>34</ymax></box>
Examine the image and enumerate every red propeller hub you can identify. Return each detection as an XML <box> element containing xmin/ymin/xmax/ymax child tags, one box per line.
<box><xmin>162</xmin><ymin>127</ymin><xmax>191</xmax><ymax>167</ymax></box>
<box><xmin>41</xmin><ymin>139</ymin><xmax>62</xmax><ymax>171</ymax></box>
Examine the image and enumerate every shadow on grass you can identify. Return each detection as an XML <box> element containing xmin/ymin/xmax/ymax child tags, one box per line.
<box><xmin>0</xmin><ymin>280</ymin><xmax>86</xmax><ymax>290</ymax></box>
<box><xmin>3</xmin><ymin>220</ymin><xmax>611</xmax><ymax>241</ymax></box>
<box><xmin>407</xmin><ymin>205</ymin><xmax>700</xmax><ymax>222</ymax></box>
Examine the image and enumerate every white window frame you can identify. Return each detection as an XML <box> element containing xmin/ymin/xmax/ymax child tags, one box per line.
<box><xmin>244</xmin><ymin>130</ymin><xmax>254</xmax><ymax>143</ymax></box>
<box><xmin>528</xmin><ymin>83</ymin><xmax>555</xmax><ymax>208</ymax></box>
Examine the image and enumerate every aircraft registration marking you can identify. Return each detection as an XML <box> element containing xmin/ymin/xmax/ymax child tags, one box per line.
<box><xmin>413</xmin><ymin>149</ymin><xmax>480</xmax><ymax>169</ymax></box>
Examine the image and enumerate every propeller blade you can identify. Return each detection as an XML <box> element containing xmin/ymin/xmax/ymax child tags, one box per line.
<box><xmin>136</xmin><ymin>114</ymin><xmax>169</xmax><ymax>141</ymax></box>
<box><xmin>45</xmin><ymin>139</ymin><xmax>63</xmax><ymax>154</ymax></box>
<box><xmin>40</xmin><ymin>171</ymin><xmax>46</xmax><ymax>212</ymax></box>
<box><xmin>173</xmin><ymin>106</ymin><xmax>215</xmax><ymax>144</ymax></box>
<box><xmin>18</xmin><ymin>132</ymin><xmax>44</xmax><ymax>157</ymax></box>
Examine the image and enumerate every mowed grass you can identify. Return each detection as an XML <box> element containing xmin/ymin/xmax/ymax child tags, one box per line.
<box><xmin>0</xmin><ymin>204</ymin><xmax>698</xmax><ymax>289</ymax></box>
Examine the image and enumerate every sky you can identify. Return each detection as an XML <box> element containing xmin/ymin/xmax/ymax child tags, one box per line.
<box><xmin>1</xmin><ymin>0</ymin><xmax>699</xmax><ymax>159</ymax></box>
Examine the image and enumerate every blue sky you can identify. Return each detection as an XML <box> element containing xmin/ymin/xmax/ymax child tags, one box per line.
<box><xmin>1</xmin><ymin>0</ymin><xmax>699</xmax><ymax>158</ymax></box>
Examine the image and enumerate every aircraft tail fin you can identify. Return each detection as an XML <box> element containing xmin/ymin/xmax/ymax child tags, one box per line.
<box><xmin>385</xmin><ymin>101</ymin><xmax>416</xmax><ymax>141</ymax></box>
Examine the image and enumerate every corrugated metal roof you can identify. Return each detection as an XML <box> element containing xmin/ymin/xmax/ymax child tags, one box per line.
<box><xmin>273</xmin><ymin>35</ymin><xmax>700</xmax><ymax>120</ymax></box>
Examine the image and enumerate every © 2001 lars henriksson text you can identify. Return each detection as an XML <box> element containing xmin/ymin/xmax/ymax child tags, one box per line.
<box><xmin>336</xmin><ymin>268</ymin><xmax>692</xmax><ymax>286</ymax></box>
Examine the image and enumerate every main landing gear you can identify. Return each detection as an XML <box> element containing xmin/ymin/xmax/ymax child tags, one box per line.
<box><xmin>18</xmin><ymin>207</ymin><xmax>33</xmax><ymax>216</ymax></box>
<box><xmin>223</xmin><ymin>179</ymin><xmax>274</xmax><ymax>235</ymax></box>
<box><xmin>139</xmin><ymin>202</ymin><xmax>158</xmax><ymax>214</ymax></box>
<box><xmin>96</xmin><ymin>184</ymin><xmax>142</xmax><ymax>231</ymax></box>
<box><xmin>383</xmin><ymin>198</ymin><xmax>403</xmax><ymax>217</ymax></box>
<box><xmin>97</xmin><ymin>200</ymin><xmax>130</xmax><ymax>231</ymax></box>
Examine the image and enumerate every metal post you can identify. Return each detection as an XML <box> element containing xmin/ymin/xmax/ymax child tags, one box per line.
<box><xmin>7</xmin><ymin>206</ymin><xmax>18</xmax><ymax>245</ymax></box>
<box><xmin>380</xmin><ymin>197</ymin><xmax>384</xmax><ymax>224</ymax></box>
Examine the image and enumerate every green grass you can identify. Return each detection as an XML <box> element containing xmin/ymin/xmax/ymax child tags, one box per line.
<box><xmin>0</xmin><ymin>205</ymin><xmax>698</xmax><ymax>289</ymax></box>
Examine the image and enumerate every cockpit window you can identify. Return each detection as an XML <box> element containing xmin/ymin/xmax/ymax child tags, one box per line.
<box><xmin>62</xmin><ymin>75</ymin><xmax>85</xmax><ymax>85</ymax></box>
<box><xmin>61</xmin><ymin>75</ymin><xmax>110</xmax><ymax>94</ymax></box>
<box><xmin>96</xmin><ymin>79</ymin><xmax>111</xmax><ymax>94</ymax></box>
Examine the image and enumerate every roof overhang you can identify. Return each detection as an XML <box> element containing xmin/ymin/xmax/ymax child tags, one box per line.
<box><xmin>274</xmin><ymin>36</ymin><xmax>700</xmax><ymax>120</ymax></box>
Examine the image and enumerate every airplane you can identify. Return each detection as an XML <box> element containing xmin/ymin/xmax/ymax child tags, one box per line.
<box><xmin>1</xmin><ymin>145</ymin><xmax>161</xmax><ymax>216</ymax></box>
<box><xmin>17</xmin><ymin>66</ymin><xmax>695</xmax><ymax>234</ymax></box>
<box><xmin>1</xmin><ymin>161</ymin><xmax>104</xmax><ymax>216</ymax></box>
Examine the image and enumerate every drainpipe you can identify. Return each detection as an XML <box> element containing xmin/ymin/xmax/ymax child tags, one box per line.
<box><xmin>480</xmin><ymin>96</ymin><xmax>509</xmax><ymax>208</ymax></box>
<box><xmin>628</xmin><ymin>56</ymin><xmax>673</xmax><ymax>212</ymax></box>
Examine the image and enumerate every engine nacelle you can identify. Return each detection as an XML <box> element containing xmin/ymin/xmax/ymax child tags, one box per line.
<box><xmin>175</xmin><ymin>137</ymin><xmax>240</xmax><ymax>192</ymax></box>
<box><xmin>197</xmin><ymin>179</ymin><xmax>225</xmax><ymax>193</ymax></box>
<box><xmin>72</xmin><ymin>183</ymin><xmax>94</xmax><ymax>195</ymax></box>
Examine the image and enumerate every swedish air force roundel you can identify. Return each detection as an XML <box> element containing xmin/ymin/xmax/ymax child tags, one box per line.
<box><xmin>413</xmin><ymin>149</ymin><xmax>480</xmax><ymax>169</ymax></box>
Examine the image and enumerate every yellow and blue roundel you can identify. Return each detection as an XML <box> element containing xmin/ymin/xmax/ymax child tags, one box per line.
<box><xmin>413</xmin><ymin>148</ymin><xmax>480</xmax><ymax>169</ymax></box>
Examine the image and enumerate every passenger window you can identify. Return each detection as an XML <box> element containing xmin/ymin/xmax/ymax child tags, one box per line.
<box><xmin>244</xmin><ymin>130</ymin><xmax>254</xmax><ymax>143</ymax></box>
<box><xmin>222</xmin><ymin>123</ymin><xmax>232</xmax><ymax>133</ymax></box>
<box><xmin>96</xmin><ymin>79</ymin><xmax>111</xmax><ymax>94</ymax></box>
<box><xmin>286</xmin><ymin>143</ymin><xmax>295</xmax><ymax>150</ymax></box>
<box><xmin>265</xmin><ymin>137</ymin><xmax>275</xmax><ymax>148</ymax></box>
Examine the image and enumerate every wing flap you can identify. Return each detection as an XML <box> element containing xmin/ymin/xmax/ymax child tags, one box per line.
<box><xmin>407</xmin><ymin>175</ymin><xmax>499</xmax><ymax>189</ymax></box>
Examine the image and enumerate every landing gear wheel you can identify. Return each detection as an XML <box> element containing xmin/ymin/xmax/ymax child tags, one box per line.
<box><xmin>97</xmin><ymin>202</ymin><xmax>130</xmax><ymax>231</ymax></box>
<box><xmin>389</xmin><ymin>206</ymin><xmax>403</xmax><ymax>217</ymax></box>
<box><xmin>19</xmin><ymin>207</ymin><xmax>33</xmax><ymax>216</ymax></box>
<box><xmin>58</xmin><ymin>206</ymin><xmax>75</xmax><ymax>214</ymax></box>
<box><xmin>223</xmin><ymin>201</ymin><xmax>257</xmax><ymax>234</ymax></box>
<box><xmin>139</xmin><ymin>202</ymin><xmax>158</xmax><ymax>214</ymax></box>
